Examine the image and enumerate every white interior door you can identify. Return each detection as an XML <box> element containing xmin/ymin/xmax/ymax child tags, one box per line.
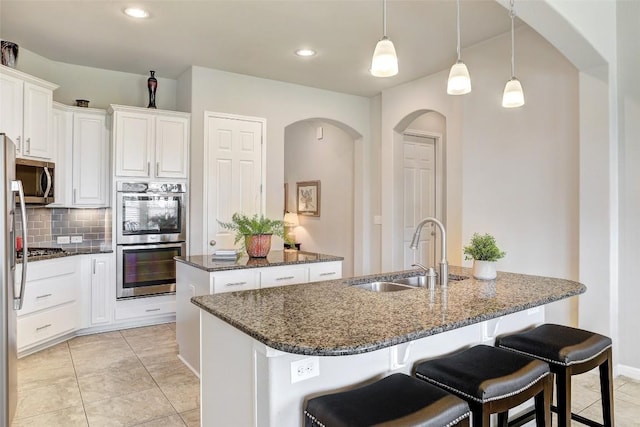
<box><xmin>205</xmin><ymin>114</ymin><xmax>264</xmax><ymax>254</ymax></box>
<box><xmin>403</xmin><ymin>134</ymin><xmax>437</xmax><ymax>269</ymax></box>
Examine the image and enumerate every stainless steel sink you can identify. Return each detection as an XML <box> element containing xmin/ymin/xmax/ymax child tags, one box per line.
<box><xmin>353</xmin><ymin>282</ymin><xmax>414</xmax><ymax>292</ymax></box>
<box><xmin>393</xmin><ymin>276</ymin><xmax>427</xmax><ymax>287</ymax></box>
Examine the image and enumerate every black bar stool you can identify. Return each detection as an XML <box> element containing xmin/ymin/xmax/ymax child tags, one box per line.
<box><xmin>304</xmin><ymin>373</ymin><xmax>471</xmax><ymax>427</ymax></box>
<box><xmin>414</xmin><ymin>344</ymin><xmax>552</xmax><ymax>427</ymax></box>
<box><xmin>496</xmin><ymin>323</ymin><xmax>614</xmax><ymax>427</ymax></box>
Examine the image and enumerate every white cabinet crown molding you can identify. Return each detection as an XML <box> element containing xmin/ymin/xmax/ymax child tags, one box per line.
<box><xmin>108</xmin><ymin>104</ymin><xmax>190</xmax><ymax>119</ymax></box>
<box><xmin>0</xmin><ymin>64</ymin><xmax>59</xmax><ymax>91</ymax></box>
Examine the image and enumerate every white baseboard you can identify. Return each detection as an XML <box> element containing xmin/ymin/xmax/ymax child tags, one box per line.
<box><xmin>178</xmin><ymin>354</ymin><xmax>200</xmax><ymax>379</ymax></box>
<box><xmin>616</xmin><ymin>364</ymin><xmax>640</xmax><ymax>380</ymax></box>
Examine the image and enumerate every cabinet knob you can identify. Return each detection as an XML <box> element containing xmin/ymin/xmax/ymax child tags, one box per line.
<box><xmin>209</xmin><ymin>240</ymin><xmax>217</xmax><ymax>247</ymax></box>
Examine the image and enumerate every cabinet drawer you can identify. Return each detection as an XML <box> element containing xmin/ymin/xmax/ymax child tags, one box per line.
<box><xmin>115</xmin><ymin>297</ymin><xmax>176</xmax><ymax>321</ymax></box>
<box><xmin>260</xmin><ymin>265</ymin><xmax>309</xmax><ymax>288</ymax></box>
<box><xmin>18</xmin><ymin>302</ymin><xmax>79</xmax><ymax>350</ymax></box>
<box><xmin>309</xmin><ymin>261</ymin><xmax>343</xmax><ymax>282</ymax></box>
<box><xmin>18</xmin><ymin>258</ymin><xmax>80</xmax><ymax>316</ymax></box>
<box><xmin>212</xmin><ymin>271</ymin><xmax>259</xmax><ymax>294</ymax></box>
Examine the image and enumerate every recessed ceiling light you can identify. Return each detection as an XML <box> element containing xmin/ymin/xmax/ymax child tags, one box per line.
<box><xmin>295</xmin><ymin>49</ymin><xmax>316</xmax><ymax>57</ymax></box>
<box><xmin>124</xmin><ymin>7</ymin><xmax>149</xmax><ymax>18</ymax></box>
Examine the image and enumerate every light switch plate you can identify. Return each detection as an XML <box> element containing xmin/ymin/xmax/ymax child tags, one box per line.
<box><xmin>57</xmin><ymin>236</ymin><xmax>70</xmax><ymax>244</ymax></box>
<box><xmin>71</xmin><ymin>235</ymin><xmax>83</xmax><ymax>243</ymax></box>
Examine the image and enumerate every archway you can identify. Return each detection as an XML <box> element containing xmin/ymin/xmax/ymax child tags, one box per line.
<box><xmin>284</xmin><ymin>118</ymin><xmax>362</xmax><ymax>277</ymax></box>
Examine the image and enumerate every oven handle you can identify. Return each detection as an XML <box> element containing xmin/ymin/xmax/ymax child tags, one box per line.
<box><xmin>118</xmin><ymin>242</ymin><xmax>186</xmax><ymax>251</ymax></box>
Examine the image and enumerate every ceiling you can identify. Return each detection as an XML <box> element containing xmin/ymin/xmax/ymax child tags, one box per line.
<box><xmin>0</xmin><ymin>0</ymin><xmax>517</xmax><ymax>97</ymax></box>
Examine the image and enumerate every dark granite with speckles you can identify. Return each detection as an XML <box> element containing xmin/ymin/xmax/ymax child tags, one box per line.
<box><xmin>175</xmin><ymin>250</ymin><xmax>343</xmax><ymax>272</ymax></box>
<box><xmin>191</xmin><ymin>266</ymin><xmax>586</xmax><ymax>356</ymax></box>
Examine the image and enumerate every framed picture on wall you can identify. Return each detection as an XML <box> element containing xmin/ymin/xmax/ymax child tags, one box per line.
<box><xmin>284</xmin><ymin>183</ymin><xmax>289</xmax><ymax>213</ymax></box>
<box><xmin>297</xmin><ymin>181</ymin><xmax>321</xmax><ymax>217</ymax></box>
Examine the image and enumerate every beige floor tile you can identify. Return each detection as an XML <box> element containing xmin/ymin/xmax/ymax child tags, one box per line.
<box><xmin>132</xmin><ymin>414</ymin><xmax>186</xmax><ymax>427</ymax></box>
<box><xmin>137</xmin><ymin>349</ymin><xmax>183</xmax><ymax>375</ymax></box>
<box><xmin>68</xmin><ymin>331</ymin><xmax>125</xmax><ymax>350</ymax></box>
<box><xmin>77</xmin><ymin>359</ymin><xmax>157</xmax><ymax>403</ymax></box>
<box><xmin>577</xmin><ymin>397</ymin><xmax>640</xmax><ymax>426</ymax></box>
<box><xmin>17</xmin><ymin>359</ymin><xmax>77</xmax><ymax>391</ymax></box>
<box><xmin>14</xmin><ymin>377</ymin><xmax>83</xmax><ymax>420</ymax></box>
<box><xmin>10</xmin><ymin>405</ymin><xmax>88</xmax><ymax>427</ymax></box>
<box><xmin>71</xmin><ymin>348</ymin><xmax>139</xmax><ymax>378</ymax></box>
<box><xmin>167</xmin><ymin>322</ymin><xmax>177</xmax><ymax>332</ymax></box>
<box><xmin>178</xmin><ymin>408</ymin><xmax>200</xmax><ymax>427</ymax></box>
<box><xmin>616</xmin><ymin>377</ymin><xmax>640</xmax><ymax>406</ymax></box>
<box><xmin>120</xmin><ymin>323</ymin><xmax>173</xmax><ymax>339</ymax></box>
<box><xmin>18</xmin><ymin>342</ymin><xmax>72</xmax><ymax>369</ymax></box>
<box><xmin>84</xmin><ymin>388</ymin><xmax>176</xmax><ymax>426</ymax></box>
<box><xmin>158</xmin><ymin>381</ymin><xmax>201</xmax><ymax>414</ymax></box>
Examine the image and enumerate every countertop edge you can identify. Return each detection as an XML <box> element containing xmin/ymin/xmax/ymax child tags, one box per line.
<box><xmin>191</xmin><ymin>270</ymin><xmax>586</xmax><ymax>356</ymax></box>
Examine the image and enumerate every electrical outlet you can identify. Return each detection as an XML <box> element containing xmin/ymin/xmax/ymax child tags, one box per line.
<box><xmin>290</xmin><ymin>357</ymin><xmax>320</xmax><ymax>383</ymax></box>
<box><xmin>57</xmin><ymin>236</ymin><xmax>70</xmax><ymax>244</ymax></box>
<box><xmin>70</xmin><ymin>235</ymin><xmax>83</xmax><ymax>243</ymax></box>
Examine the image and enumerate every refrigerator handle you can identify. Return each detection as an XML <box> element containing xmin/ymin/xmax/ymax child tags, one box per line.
<box><xmin>11</xmin><ymin>179</ymin><xmax>28</xmax><ymax>310</ymax></box>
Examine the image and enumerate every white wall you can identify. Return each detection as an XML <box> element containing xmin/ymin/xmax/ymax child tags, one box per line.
<box><xmin>616</xmin><ymin>0</ymin><xmax>640</xmax><ymax>377</ymax></box>
<box><xmin>461</xmin><ymin>27</ymin><xmax>579</xmax><ymax>325</ymax></box>
<box><xmin>182</xmin><ymin>66</ymin><xmax>372</xmax><ymax>275</ymax></box>
<box><xmin>284</xmin><ymin>121</ymin><xmax>355</xmax><ymax>277</ymax></box>
<box><xmin>15</xmin><ymin>48</ymin><xmax>178</xmax><ymax>110</ymax></box>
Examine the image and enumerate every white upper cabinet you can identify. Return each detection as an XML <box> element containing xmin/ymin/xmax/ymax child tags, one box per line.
<box><xmin>0</xmin><ymin>65</ymin><xmax>58</xmax><ymax>160</ymax></box>
<box><xmin>110</xmin><ymin>105</ymin><xmax>190</xmax><ymax>179</ymax></box>
<box><xmin>51</xmin><ymin>103</ymin><xmax>110</xmax><ymax>207</ymax></box>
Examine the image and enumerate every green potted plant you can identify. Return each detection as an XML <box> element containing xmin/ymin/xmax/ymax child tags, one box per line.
<box><xmin>463</xmin><ymin>233</ymin><xmax>506</xmax><ymax>280</ymax></box>
<box><xmin>218</xmin><ymin>213</ymin><xmax>292</xmax><ymax>258</ymax></box>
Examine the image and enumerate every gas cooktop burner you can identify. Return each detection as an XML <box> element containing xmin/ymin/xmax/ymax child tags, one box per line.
<box><xmin>17</xmin><ymin>247</ymin><xmax>69</xmax><ymax>259</ymax></box>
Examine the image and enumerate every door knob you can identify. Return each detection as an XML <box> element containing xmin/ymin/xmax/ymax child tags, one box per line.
<box><xmin>209</xmin><ymin>240</ymin><xmax>217</xmax><ymax>246</ymax></box>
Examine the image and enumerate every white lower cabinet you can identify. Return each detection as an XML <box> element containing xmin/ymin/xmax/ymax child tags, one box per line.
<box><xmin>176</xmin><ymin>260</ymin><xmax>343</xmax><ymax>375</ymax></box>
<box><xmin>90</xmin><ymin>253</ymin><xmax>113</xmax><ymax>326</ymax></box>
<box><xmin>115</xmin><ymin>294</ymin><xmax>176</xmax><ymax>321</ymax></box>
<box><xmin>16</xmin><ymin>257</ymin><xmax>82</xmax><ymax>352</ymax></box>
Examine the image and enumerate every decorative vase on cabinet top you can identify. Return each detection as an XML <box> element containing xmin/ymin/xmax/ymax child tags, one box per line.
<box><xmin>245</xmin><ymin>234</ymin><xmax>272</xmax><ymax>258</ymax></box>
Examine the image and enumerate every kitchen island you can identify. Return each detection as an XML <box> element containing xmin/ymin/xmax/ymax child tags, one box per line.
<box><xmin>191</xmin><ymin>266</ymin><xmax>585</xmax><ymax>426</ymax></box>
<box><xmin>175</xmin><ymin>250</ymin><xmax>343</xmax><ymax>373</ymax></box>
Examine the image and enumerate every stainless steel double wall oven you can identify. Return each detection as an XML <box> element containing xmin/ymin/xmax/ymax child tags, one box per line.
<box><xmin>116</xmin><ymin>182</ymin><xmax>186</xmax><ymax>299</ymax></box>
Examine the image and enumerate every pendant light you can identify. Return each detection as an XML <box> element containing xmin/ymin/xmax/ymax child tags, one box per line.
<box><xmin>502</xmin><ymin>0</ymin><xmax>524</xmax><ymax>108</ymax></box>
<box><xmin>370</xmin><ymin>0</ymin><xmax>398</xmax><ymax>77</ymax></box>
<box><xmin>447</xmin><ymin>0</ymin><xmax>471</xmax><ymax>95</ymax></box>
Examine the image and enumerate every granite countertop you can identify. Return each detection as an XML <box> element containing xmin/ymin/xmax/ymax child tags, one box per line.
<box><xmin>191</xmin><ymin>266</ymin><xmax>586</xmax><ymax>356</ymax></box>
<box><xmin>175</xmin><ymin>250</ymin><xmax>344</xmax><ymax>272</ymax></box>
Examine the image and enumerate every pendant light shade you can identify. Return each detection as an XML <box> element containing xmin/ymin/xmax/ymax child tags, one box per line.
<box><xmin>371</xmin><ymin>0</ymin><xmax>398</xmax><ymax>77</ymax></box>
<box><xmin>447</xmin><ymin>0</ymin><xmax>471</xmax><ymax>95</ymax></box>
<box><xmin>447</xmin><ymin>61</ymin><xmax>471</xmax><ymax>95</ymax></box>
<box><xmin>502</xmin><ymin>77</ymin><xmax>524</xmax><ymax>108</ymax></box>
<box><xmin>502</xmin><ymin>0</ymin><xmax>524</xmax><ymax>108</ymax></box>
<box><xmin>371</xmin><ymin>36</ymin><xmax>398</xmax><ymax>77</ymax></box>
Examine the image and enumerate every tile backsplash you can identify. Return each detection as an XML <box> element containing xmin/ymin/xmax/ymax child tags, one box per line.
<box><xmin>16</xmin><ymin>207</ymin><xmax>112</xmax><ymax>250</ymax></box>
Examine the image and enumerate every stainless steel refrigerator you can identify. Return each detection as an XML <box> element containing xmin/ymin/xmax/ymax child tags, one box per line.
<box><xmin>1</xmin><ymin>134</ymin><xmax>28</xmax><ymax>427</ymax></box>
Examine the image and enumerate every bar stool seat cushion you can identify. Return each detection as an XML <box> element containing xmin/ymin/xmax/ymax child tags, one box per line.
<box><xmin>414</xmin><ymin>345</ymin><xmax>550</xmax><ymax>403</ymax></box>
<box><xmin>304</xmin><ymin>373</ymin><xmax>470</xmax><ymax>427</ymax></box>
<box><xmin>495</xmin><ymin>324</ymin><xmax>612</xmax><ymax>366</ymax></box>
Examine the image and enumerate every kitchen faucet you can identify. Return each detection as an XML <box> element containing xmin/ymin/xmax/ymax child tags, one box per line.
<box><xmin>410</xmin><ymin>217</ymin><xmax>448</xmax><ymax>288</ymax></box>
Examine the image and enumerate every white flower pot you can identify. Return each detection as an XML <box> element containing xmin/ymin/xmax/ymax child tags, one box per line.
<box><xmin>472</xmin><ymin>260</ymin><xmax>497</xmax><ymax>280</ymax></box>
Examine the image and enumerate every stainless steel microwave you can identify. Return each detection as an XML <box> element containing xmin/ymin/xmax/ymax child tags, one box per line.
<box><xmin>15</xmin><ymin>158</ymin><xmax>55</xmax><ymax>204</ymax></box>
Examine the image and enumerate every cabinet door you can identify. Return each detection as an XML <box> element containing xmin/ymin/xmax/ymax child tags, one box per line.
<box><xmin>73</xmin><ymin>112</ymin><xmax>109</xmax><ymax>206</ymax></box>
<box><xmin>91</xmin><ymin>255</ymin><xmax>113</xmax><ymax>325</ymax></box>
<box><xmin>50</xmin><ymin>107</ymin><xmax>73</xmax><ymax>207</ymax></box>
<box><xmin>114</xmin><ymin>111</ymin><xmax>153</xmax><ymax>177</ymax></box>
<box><xmin>155</xmin><ymin>115</ymin><xmax>189</xmax><ymax>178</ymax></box>
<box><xmin>0</xmin><ymin>72</ymin><xmax>23</xmax><ymax>151</ymax></box>
<box><xmin>22</xmin><ymin>82</ymin><xmax>53</xmax><ymax>159</ymax></box>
